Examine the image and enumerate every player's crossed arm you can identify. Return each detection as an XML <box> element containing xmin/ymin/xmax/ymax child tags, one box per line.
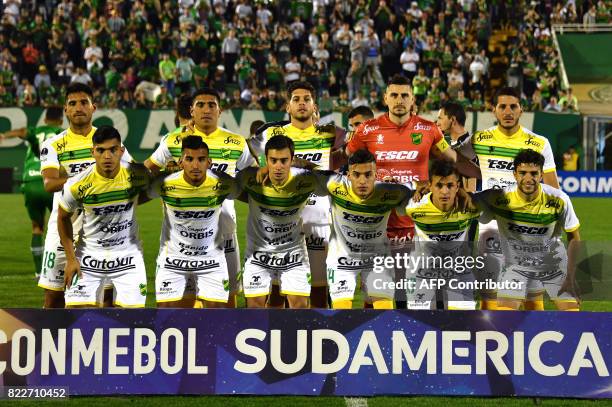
<box><xmin>57</xmin><ymin>183</ymin><xmax>81</xmax><ymax>289</ymax></box>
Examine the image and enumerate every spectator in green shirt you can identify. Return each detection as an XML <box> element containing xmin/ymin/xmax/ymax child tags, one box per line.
<box><xmin>159</xmin><ymin>53</ymin><xmax>176</xmax><ymax>97</ymax></box>
<box><xmin>154</xmin><ymin>85</ymin><xmax>174</xmax><ymax>109</ymax></box>
<box><xmin>412</xmin><ymin>67</ymin><xmax>429</xmax><ymax>107</ymax></box>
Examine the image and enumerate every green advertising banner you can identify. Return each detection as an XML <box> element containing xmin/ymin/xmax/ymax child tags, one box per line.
<box><xmin>0</xmin><ymin>108</ymin><xmax>581</xmax><ymax>191</ymax></box>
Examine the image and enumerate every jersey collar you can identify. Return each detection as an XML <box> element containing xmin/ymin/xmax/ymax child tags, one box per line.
<box><xmin>380</xmin><ymin>113</ymin><xmax>415</xmax><ymax>129</ymax></box>
<box><xmin>512</xmin><ymin>184</ymin><xmax>543</xmax><ymax>205</ymax></box>
<box><xmin>67</xmin><ymin>126</ymin><xmax>97</xmax><ymax>139</ymax></box>
<box><xmin>288</xmin><ymin>123</ymin><xmax>316</xmax><ymax>133</ymax></box>
<box><xmin>494</xmin><ymin>125</ymin><xmax>524</xmax><ymax>139</ymax></box>
<box><xmin>193</xmin><ymin>125</ymin><xmax>220</xmax><ymax>138</ymax></box>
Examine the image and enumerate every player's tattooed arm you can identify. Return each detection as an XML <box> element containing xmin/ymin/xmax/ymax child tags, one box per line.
<box><xmin>58</xmin><ymin>206</ymin><xmax>80</xmax><ymax>289</ymax></box>
<box><xmin>41</xmin><ymin>167</ymin><xmax>68</xmax><ymax>193</ymax></box>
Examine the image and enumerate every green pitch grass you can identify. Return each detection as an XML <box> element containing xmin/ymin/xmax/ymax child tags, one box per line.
<box><xmin>0</xmin><ymin>194</ymin><xmax>610</xmax><ymax>405</ymax></box>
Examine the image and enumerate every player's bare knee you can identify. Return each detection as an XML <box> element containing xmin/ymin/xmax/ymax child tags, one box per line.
<box><xmin>157</xmin><ymin>301</ymin><xmax>182</xmax><ymax>308</ymax></box>
<box><xmin>204</xmin><ymin>300</ymin><xmax>226</xmax><ymax>309</ymax></box>
<box><xmin>44</xmin><ymin>290</ymin><xmax>65</xmax><ymax>308</ymax></box>
<box><xmin>287</xmin><ymin>295</ymin><xmax>309</xmax><ymax>309</ymax></box>
<box><xmin>496</xmin><ymin>298</ymin><xmax>521</xmax><ymax>310</ymax></box>
<box><xmin>247</xmin><ymin>296</ymin><xmax>267</xmax><ymax>308</ymax></box>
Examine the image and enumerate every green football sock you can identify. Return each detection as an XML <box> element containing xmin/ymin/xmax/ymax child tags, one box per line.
<box><xmin>31</xmin><ymin>234</ymin><xmax>43</xmax><ymax>276</ymax></box>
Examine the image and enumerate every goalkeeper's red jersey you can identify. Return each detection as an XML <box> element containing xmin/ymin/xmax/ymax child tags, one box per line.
<box><xmin>347</xmin><ymin>113</ymin><xmax>449</xmax><ymax>230</ymax></box>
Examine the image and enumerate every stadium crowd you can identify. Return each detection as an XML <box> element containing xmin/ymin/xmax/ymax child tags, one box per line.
<box><xmin>0</xmin><ymin>0</ymin><xmax>609</xmax><ymax>113</ymax></box>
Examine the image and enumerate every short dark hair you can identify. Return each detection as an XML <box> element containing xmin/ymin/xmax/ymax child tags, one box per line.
<box><xmin>493</xmin><ymin>87</ymin><xmax>521</xmax><ymax>105</ymax></box>
<box><xmin>429</xmin><ymin>159</ymin><xmax>460</xmax><ymax>180</ymax></box>
<box><xmin>45</xmin><ymin>106</ymin><xmax>63</xmax><ymax>122</ymax></box>
<box><xmin>513</xmin><ymin>149</ymin><xmax>545</xmax><ymax>171</ymax></box>
<box><xmin>265</xmin><ymin>135</ymin><xmax>295</xmax><ymax>157</ymax></box>
<box><xmin>387</xmin><ymin>74</ymin><xmax>411</xmax><ymax>87</ymax></box>
<box><xmin>348</xmin><ymin>149</ymin><xmax>376</xmax><ymax>166</ymax></box>
<box><xmin>65</xmin><ymin>82</ymin><xmax>94</xmax><ymax>100</ymax></box>
<box><xmin>441</xmin><ymin>102</ymin><xmax>466</xmax><ymax>126</ymax></box>
<box><xmin>92</xmin><ymin>125</ymin><xmax>121</xmax><ymax>145</ymax></box>
<box><xmin>250</xmin><ymin>120</ymin><xmax>265</xmax><ymax>136</ymax></box>
<box><xmin>348</xmin><ymin>106</ymin><xmax>374</xmax><ymax>120</ymax></box>
<box><xmin>181</xmin><ymin>135</ymin><xmax>209</xmax><ymax>153</ymax></box>
<box><xmin>176</xmin><ymin>95</ymin><xmax>193</xmax><ymax>120</ymax></box>
<box><xmin>286</xmin><ymin>81</ymin><xmax>316</xmax><ymax>101</ymax></box>
<box><xmin>192</xmin><ymin>88</ymin><xmax>221</xmax><ymax>105</ymax></box>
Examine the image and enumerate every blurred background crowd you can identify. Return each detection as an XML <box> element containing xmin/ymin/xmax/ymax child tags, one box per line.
<box><xmin>0</xmin><ymin>0</ymin><xmax>609</xmax><ymax>113</ymax></box>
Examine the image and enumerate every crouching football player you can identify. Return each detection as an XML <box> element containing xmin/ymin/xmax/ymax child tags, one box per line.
<box><xmin>59</xmin><ymin>126</ymin><xmax>149</xmax><ymax>308</ymax></box>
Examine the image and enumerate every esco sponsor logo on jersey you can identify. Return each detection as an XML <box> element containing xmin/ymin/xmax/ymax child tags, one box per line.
<box><xmin>343</xmin><ymin>213</ymin><xmax>384</xmax><ymax>224</ymax></box>
<box><xmin>174</xmin><ymin>210</ymin><xmax>215</xmax><ymax>219</ymax></box>
<box><xmin>488</xmin><ymin>159</ymin><xmax>514</xmax><ymax>170</ymax></box>
<box><xmin>376</xmin><ymin>150</ymin><xmax>419</xmax><ymax>160</ymax></box>
<box><xmin>92</xmin><ymin>201</ymin><xmax>134</xmax><ymax>215</ymax></box>
<box><xmin>427</xmin><ymin>231</ymin><xmax>464</xmax><ymax>241</ymax></box>
<box><xmin>210</xmin><ymin>162</ymin><xmax>229</xmax><ymax>172</ymax></box>
<box><xmin>508</xmin><ymin>223</ymin><xmax>549</xmax><ymax>235</ymax></box>
<box><xmin>294</xmin><ymin>152</ymin><xmax>322</xmax><ymax>162</ymax></box>
<box><xmin>68</xmin><ymin>162</ymin><xmax>94</xmax><ymax>174</ymax></box>
<box><xmin>260</xmin><ymin>207</ymin><xmax>299</xmax><ymax>217</ymax></box>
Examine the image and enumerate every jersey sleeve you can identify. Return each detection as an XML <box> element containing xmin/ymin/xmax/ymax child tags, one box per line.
<box><xmin>312</xmin><ymin>170</ymin><xmax>336</xmax><ymax>196</ymax></box>
<box><xmin>234</xmin><ymin>166</ymin><xmax>256</xmax><ymax>191</ymax></box>
<box><xmin>216</xmin><ymin>170</ymin><xmax>241</xmax><ymax>200</ymax></box>
<box><xmin>346</xmin><ymin>124</ymin><xmax>367</xmax><ymax>155</ymax></box>
<box><xmin>147</xmin><ymin>175</ymin><xmax>163</xmax><ymax>199</ymax></box>
<box><xmin>249</xmin><ymin>129</ymin><xmax>266</xmax><ymax>157</ymax></box>
<box><xmin>456</xmin><ymin>134</ymin><xmax>477</xmax><ymax>162</ymax></box>
<box><xmin>394</xmin><ymin>184</ymin><xmax>413</xmax><ymax>215</ymax></box>
<box><xmin>58</xmin><ymin>177</ymin><xmax>80</xmax><ymax>213</ymax></box>
<box><xmin>24</xmin><ymin>126</ymin><xmax>37</xmax><ymax>145</ymax></box>
<box><xmin>148</xmin><ymin>139</ymin><xmax>173</xmax><ymax>168</ymax></box>
<box><xmin>471</xmin><ymin>190</ymin><xmax>496</xmax><ymax>223</ymax></box>
<box><xmin>402</xmin><ymin>197</ymin><xmax>419</xmax><ymax>218</ymax></box>
<box><xmin>542</xmin><ymin>139</ymin><xmax>556</xmax><ymax>173</ymax></box>
<box><xmin>39</xmin><ymin>139</ymin><xmax>60</xmax><ymax>171</ymax></box>
<box><xmin>235</xmin><ymin>141</ymin><xmax>256</xmax><ymax>171</ymax></box>
<box><xmin>122</xmin><ymin>146</ymin><xmax>135</xmax><ymax>164</ymax></box>
<box><xmin>432</xmin><ymin>126</ymin><xmax>449</xmax><ymax>152</ymax></box>
<box><xmin>561</xmin><ymin>193</ymin><xmax>580</xmax><ymax>232</ymax></box>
